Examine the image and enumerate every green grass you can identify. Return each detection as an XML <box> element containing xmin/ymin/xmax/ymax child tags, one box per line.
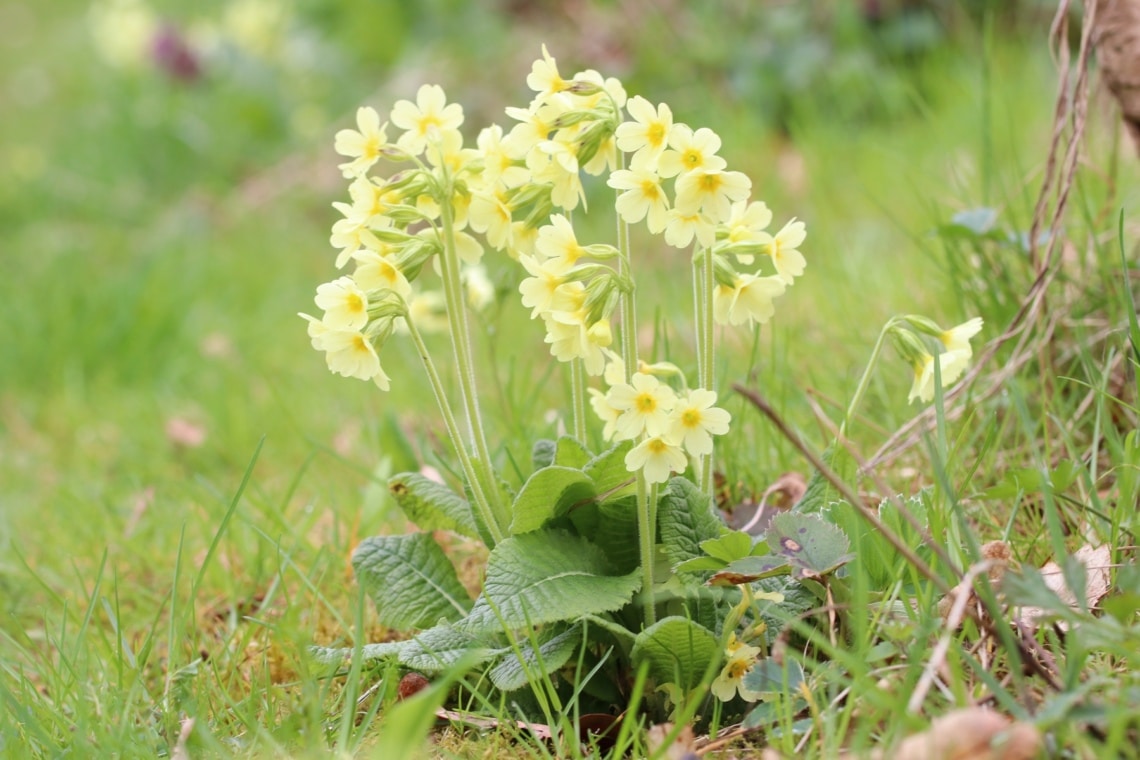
<box><xmin>3</xmin><ymin>2</ymin><xmax>1140</xmax><ymax>757</ymax></box>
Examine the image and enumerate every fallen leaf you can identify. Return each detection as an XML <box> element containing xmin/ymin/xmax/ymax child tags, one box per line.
<box><xmin>886</xmin><ymin>708</ymin><xmax>1041</xmax><ymax>760</ymax></box>
<box><xmin>737</xmin><ymin>471</ymin><xmax>807</xmax><ymax>534</ymax></box>
<box><xmin>1015</xmin><ymin>544</ymin><xmax>1111</xmax><ymax>627</ymax></box>
<box><xmin>646</xmin><ymin>723</ymin><xmax>698</xmax><ymax>760</ymax></box>
<box><xmin>166</xmin><ymin>417</ymin><xmax>206</xmax><ymax>448</ymax></box>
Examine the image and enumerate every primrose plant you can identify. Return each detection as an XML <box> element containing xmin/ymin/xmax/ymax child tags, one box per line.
<box><xmin>303</xmin><ymin>46</ymin><xmax>838</xmax><ymax>723</ymax></box>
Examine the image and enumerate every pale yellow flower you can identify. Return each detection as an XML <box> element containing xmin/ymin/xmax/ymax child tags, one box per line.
<box><xmin>462</xmin><ymin>264</ymin><xmax>495</xmax><ymax>311</ymax></box>
<box><xmin>401</xmin><ymin>291</ymin><xmax>448</xmax><ymax>333</ymax></box>
<box><xmin>581</xmin><ymin>131</ymin><xmax>619</xmax><ymax>176</ymax></box>
<box><xmin>668</xmin><ymin>389</ymin><xmax>731</xmax><ymax>457</ymax></box>
<box><xmin>527</xmin><ymin>139</ymin><xmax>584</xmax><ymax>211</ymax></box>
<box><xmin>625</xmin><ymin>435</ymin><xmax>688</xmax><ymax>484</ymax></box>
<box><xmin>725</xmin><ymin>200</ymin><xmax>773</xmax><ymax>243</ymax></box>
<box><xmin>601</xmin><ymin>348</ymin><xmax>626</xmax><ymax>386</ymax></box>
<box><xmin>940</xmin><ymin>317</ymin><xmax>984</xmax><ymax>353</ymax></box>
<box><xmin>518</xmin><ymin>255</ymin><xmax>574</xmax><ymax>317</ymax></box>
<box><xmin>314</xmin><ymin>277</ymin><xmax>369</xmax><ymax>330</ymax></box>
<box><xmin>535</xmin><ymin>214</ymin><xmax>586</xmax><ymax>265</ymax></box>
<box><xmin>615</xmin><ymin>96</ymin><xmax>673</xmax><ymax>162</ymax></box>
<box><xmin>544</xmin><ymin>312</ymin><xmax>611</xmax><ymax>375</ymax></box>
<box><xmin>508</xmin><ymin>221</ymin><xmax>540</xmax><ymax>259</ymax></box>
<box><xmin>607</xmin><ymin>372</ymin><xmax>677</xmax><ymax>440</ymax></box>
<box><xmin>664</xmin><ymin>208</ymin><xmax>716</xmax><ymax>250</ymax></box>
<box><xmin>657</xmin><ymin>125</ymin><xmax>727</xmax><ymax>178</ymax></box>
<box><xmin>526</xmin><ymin>44</ymin><xmax>570</xmax><ymax>99</ymax></box>
<box><xmin>503</xmin><ymin>102</ymin><xmax>558</xmax><ymax>155</ymax></box>
<box><xmin>321</xmin><ymin>328</ymin><xmax>390</xmax><ymax>389</ymax></box>
<box><xmin>334</xmin><ymin>107</ymin><xmax>388</xmax><ymax>178</ymax></box>
<box><xmin>908</xmin><ymin>349</ymin><xmax>970</xmax><ymax>404</ymax></box>
<box><xmin>476</xmin><ymin>124</ymin><xmax>529</xmax><ymax>188</ymax></box>
<box><xmin>711</xmin><ymin>634</ymin><xmax>762</xmax><ymax>702</ymax></box>
<box><xmin>675</xmin><ymin>168</ymin><xmax>751</xmax><ymax>223</ymax></box>
<box><xmin>712</xmin><ymin>273</ymin><xmax>786</xmax><ymax>327</ymax></box>
<box><xmin>390</xmin><ymin>84</ymin><xmax>464</xmax><ymax>156</ymax></box>
<box><xmin>608</xmin><ymin>153</ymin><xmax>669</xmax><ymax>233</ymax></box>
<box><xmin>589</xmin><ymin>387</ymin><xmax>621</xmax><ymax>441</ymax></box>
<box><xmin>757</xmin><ymin>219</ymin><xmax>806</xmax><ymax>284</ymax></box>
<box><xmin>724</xmin><ymin>200</ymin><xmax>773</xmax><ymax>264</ymax></box>
<box><xmin>351</xmin><ymin>251</ymin><xmax>411</xmax><ymax>300</ymax></box>
<box><xmin>468</xmin><ymin>187</ymin><xmax>515</xmax><ymax>251</ymax></box>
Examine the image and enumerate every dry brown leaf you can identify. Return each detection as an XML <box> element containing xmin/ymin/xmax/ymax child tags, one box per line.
<box><xmin>887</xmin><ymin>708</ymin><xmax>1041</xmax><ymax>760</ymax></box>
<box><xmin>646</xmin><ymin>723</ymin><xmax>697</xmax><ymax>760</ymax></box>
<box><xmin>165</xmin><ymin>417</ymin><xmax>206</xmax><ymax>448</ymax></box>
<box><xmin>738</xmin><ymin>471</ymin><xmax>807</xmax><ymax>534</ymax></box>
<box><xmin>1015</xmin><ymin>544</ymin><xmax>1111</xmax><ymax>627</ymax></box>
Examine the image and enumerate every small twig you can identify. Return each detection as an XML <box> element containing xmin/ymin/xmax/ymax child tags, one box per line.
<box><xmin>733</xmin><ymin>383</ymin><xmax>953</xmax><ymax>596</ymax></box>
<box><xmin>908</xmin><ymin>560</ymin><xmax>995</xmax><ymax>714</ymax></box>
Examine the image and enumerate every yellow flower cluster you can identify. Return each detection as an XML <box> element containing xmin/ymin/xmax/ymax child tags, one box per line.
<box><xmin>586</xmin><ymin>355</ymin><xmax>731</xmax><ymax>484</ymax></box>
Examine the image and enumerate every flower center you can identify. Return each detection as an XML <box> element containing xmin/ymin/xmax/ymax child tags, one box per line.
<box><xmin>635</xmin><ymin>393</ymin><xmax>657</xmax><ymax>413</ymax></box>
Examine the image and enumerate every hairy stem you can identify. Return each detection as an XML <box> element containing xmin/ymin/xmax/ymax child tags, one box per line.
<box><xmin>404</xmin><ymin>309</ymin><xmax>504</xmax><ymax>546</ymax></box>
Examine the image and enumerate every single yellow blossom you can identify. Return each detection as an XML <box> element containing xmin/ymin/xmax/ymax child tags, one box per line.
<box><xmin>657</xmin><ymin>125</ymin><xmax>727</xmax><ymax>178</ymax></box>
<box><xmin>675</xmin><ymin>168</ymin><xmax>751</xmax><ymax>223</ymax></box>
<box><xmin>390</xmin><ymin>84</ymin><xmax>464</xmax><ymax>156</ymax></box>
<box><xmin>607</xmin><ymin>372</ymin><xmax>677</xmax><ymax>440</ymax></box>
<box><xmin>625</xmin><ymin>434</ymin><xmax>688</xmax><ymax>484</ymax></box>
<box><xmin>712</xmin><ymin>273</ymin><xmax>786</xmax><ymax>327</ymax></box>
<box><xmin>711</xmin><ymin>634</ymin><xmax>762</xmax><ymax>702</ymax></box>
<box><xmin>756</xmin><ymin>218</ymin><xmax>806</xmax><ymax>284</ymax></box>
<box><xmin>668</xmin><ymin>389</ymin><xmax>731</xmax><ymax>457</ymax></box>
<box><xmin>615</xmin><ymin>95</ymin><xmax>673</xmax><ymax>163</ymax></box>
<box><xmin>607</xmin><ymin>153</ymin><xmax>670</xmax><ymax>233</ymax></box>
<box><xmin>334</xmin><ymin>106</ymin><xmax>388</xmax><ymax>178</ymax></box>
<box><xmin>314</xmin><ymin>277</ymin><xmax>369</xmax><ymax>330</ymax></box>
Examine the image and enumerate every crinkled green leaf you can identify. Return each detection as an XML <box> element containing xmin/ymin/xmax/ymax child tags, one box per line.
<box><xmin>463</xmin><ymin>530</ymin><xmax>642</xmax><ymax>632</ymax></box>
<box><xmin>825</xmin><ymin>495</ymin><xmax>928</xmax><ymax>589</ymax></box>
<box><xmin>399</xmin><ymin>624</ymin><xmax>502</xmax><ymax>673</ymax></box>
<box><xmin>700</xmin><ymin>531</ymin><xmax>756</xmax><ymax>563</ymax></box>
<box><xmin>630</xmin><ymin>616</ymin><xmax>719</xmax><ymax>691</ymax></box>
<box><xmin>590</xmin><ymin>495</ymin><xmax>641</xmax><ymax>574</ymax></box>
<box><xmin>742</xmin><ymin>657</ymin><xmax>805</xmax><ymax>697</ymax></box>
<box><xmin>795</xmin><ymin>445</ymin><xmax>854</xmax><ymax>514</ymax></box>
<box><xmin>352</xmin><ymin>533</ymin><xmax>473</xmax><ymax>630</ymax></box>
<box><xmin>489</xmin><ymin>626</ymin><xmax>583</xmax><ymax>691</ymax></box>
<box><xmin>510</xmin><ymin>466</ymin><xmax>596</xmax><ymax>534</ymax></box>
<box><xmin>388</xmin><ymin>473</ymin><xmax>478</xmax><ymax>538</ymax></box>
<box><xmin>555</xmin><ymin>436</ymin><xmax>593</xmax><ymax>469</ymax></box>
<box><xmin>583</xmin><ymin>440</ymin><xmax>636</xmax><ymax>497</ymax></box>
<box><xmin>659</xmin><ymin>476</ymin><xmax>725</xmax><ymax>566</ymax></box>
<box><xmin>308</xmin><ymin>640</ymin><xmax>408</xmax><ymax>672</ymax></box>
<box><xmin>711</xmin><ymin>513</ymin><xmax>852</xmax><ymax>584</ymax></box>
<box><xmin>766</xmin><ymin>512</ymin><xmax>853</xmax><ymax>578</ymax></box>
